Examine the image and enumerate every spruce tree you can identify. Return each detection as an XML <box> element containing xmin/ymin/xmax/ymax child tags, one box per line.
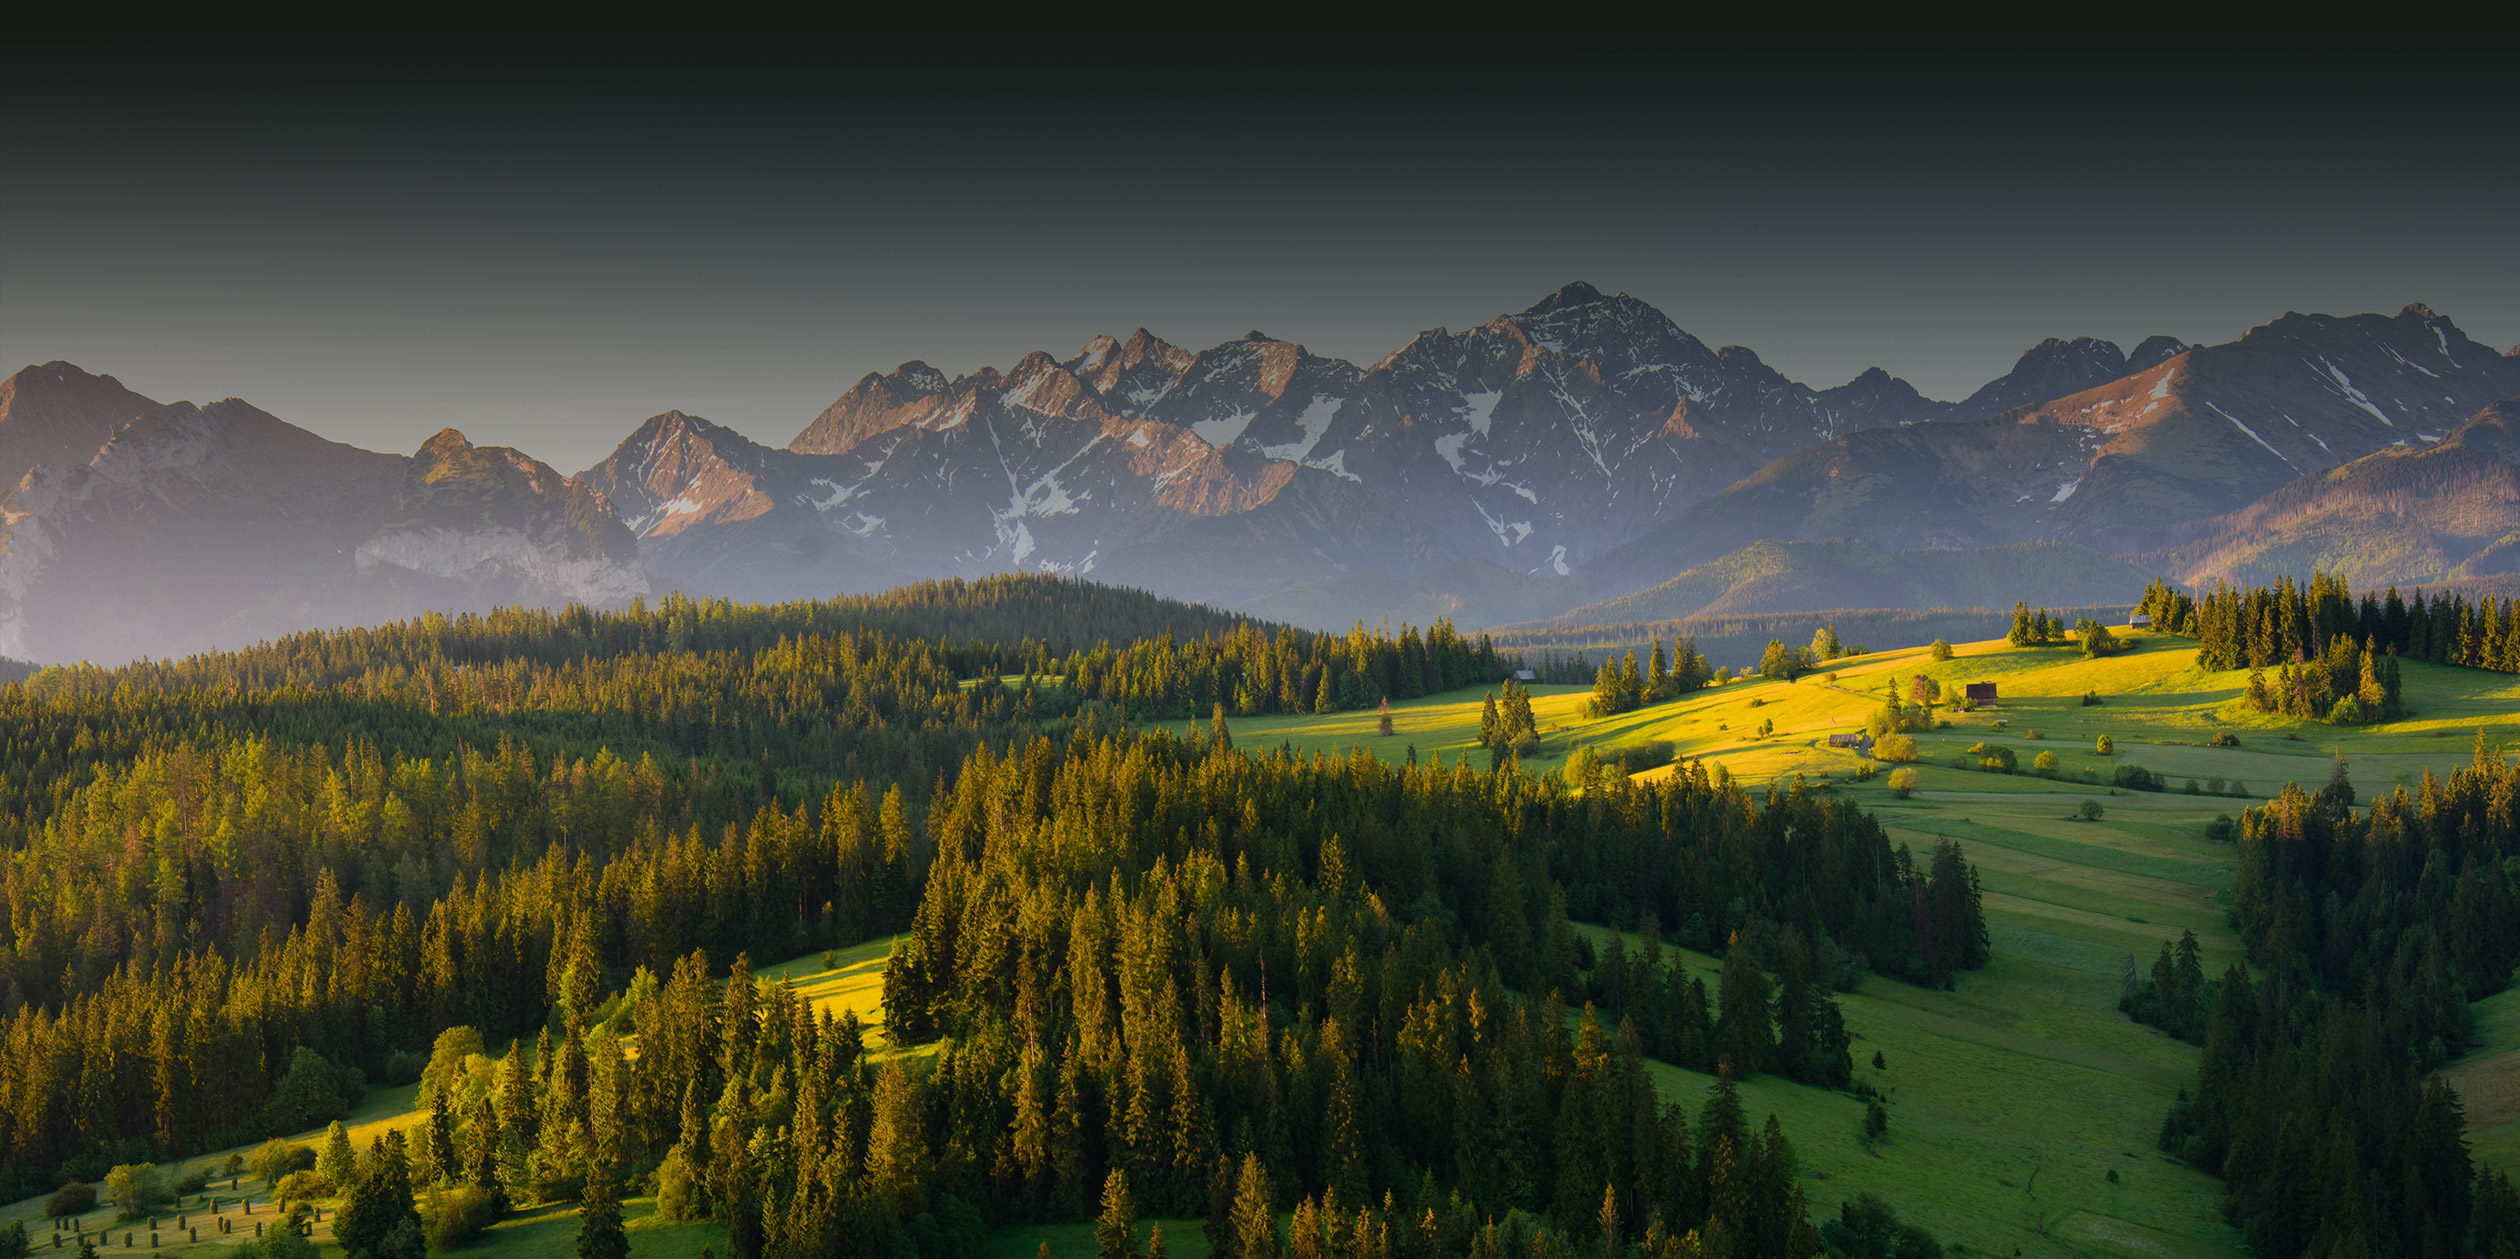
<box><xmin>1231</xmin><ymin>1153</ymin><xmax>1278</xmax><ymax>1259</ymax></box>
<box><xmin>575</xmin><ymin>1160</ymin><xmax>627</xmax><ymax>1259</ymax></box>
<box><xmin>1096</xmin><ymin>1169</ymin><xmax>1136</xmax><ymax>1259</ymax></box>
<box><xmin>317</xmin><ymin>1122</ymin><xmax>356</xmax><ymax>1192</ymax></box>
<box><xmin>335</xmin><ymin>1133</ymin><xmax>419</xmax><ymax>1259</ymax></box>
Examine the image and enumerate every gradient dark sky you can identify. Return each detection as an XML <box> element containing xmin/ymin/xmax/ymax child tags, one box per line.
<box><xmin>5</xmin><ymin>39</ymin><xmax>2513</xmax><ymax>474</ymax></box>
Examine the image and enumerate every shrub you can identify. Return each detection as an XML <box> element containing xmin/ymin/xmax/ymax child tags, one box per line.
<box><xmin>104</xmin><ymin>1164</ymin><xmax>175</xmax><ymax>1218</ymax></box>
<box><xmin>0</xmin><ymin>1220</ymin><xmax>25</xmax><ymax>1259</ymax></box>
<box><xmin>655</xmin><ymin>1146</ymin><xmax>702</xmax><ymax>1222</ymax></box>
<box><xmin>1874</xmin><ymin>733</ymin><xmax>1917</xmax><ymax>762</ymax></box>
<box><xmin>1747</xmin><ymin>697</ymin><xmax>1764</xmax><ymax>708</ymax></box>
<box><xmin>1613</xmin><ymin>740</ymin><xmax>1676</xmax><ymax>774</ymax></box>
<box><xmin>382</xmin><ymin>1049</ymin><xmax>427</xmax><ymax>1087</ymax></box>
<box><xmin>176</xmin><ymin>1166</ymin><xmax>210</xmax><ymax>1195</ymax></box>
<box><xmin>274</xmin><ymin>1170</ymin><xmax>330</xmax><ymax>1204</ymax></box>
<box><xmin>2081</xmin><ymin>690</ymin><xmax>2103</xmax><ymax>706</ymax></box>
<box><xmin>2023</xmin><ymin>728</ymin><xmax>2041</xmax><ymax>739</ymax></box>
<box><xmin>821</xmin><ymin>950</ymin><xmax>840</xmax><ymax>970</ymax></box>
<box><xmin>47</xmin><ymin>1182</ymin><xmax>97</xmax><ymax>1218</ymax></box>
<box><xmin>528</xmin><ymin>1171</ymin><xmax>584</xmax><ymax>1205</ymax></box>
<box><xmin>1820</xmin><ymin>1192</ymin><xmax>1940</xmax><ymax>1259</ymax></box>
<box><xmin>1928</xmin><ymin>639</ymin><xmax>1953</xmax><ymax>661</ymax></box>
<box><xmin>423</xmin><ymin>1183</ymin><xmax>507</xmax><ymax>1249</ymax></box>
<box><xmin>2032</xmin><ymin>750</ymin><xmax>2061</xmax><ymax>776</ymax></box>
<box><xmin>2112</xmin><ymin>764</ymin><xmax>2164</xmax><ymax>792</ymax></box>
<box><xmin>420</xmin><ymin>1027</ymin><xmax>485</xmax><ymax>1106</ymax></box>
<box><xmin>1967</xmin><ymin>742</ymin><xmax>2016</xmax><ymax>773</ymax></box>
<box><xmin>2209</xmin><ymin>732</ymin><xmax>2239</xmax><ymax>747</ymax></box>
<box><xmin>2204</xmin><ymin>814</ymin><xmax>2238</xmax><ymax>843</ymax></box>
<box><xmin>2078</xmin><ymin>799</ymin><xmax>2106</xmax><ymax>821</ymax></box>
<box><xmin>250</xmin><ymin>1139</ymin><xmax>313</xmax><ymax>1186</ymax></box>
<box><xmin>266</xmin><ymin>1047</ymin><xmax>350</xmax><ymax>1130</ymax></box>
<box><xmin>2095</xmin><ymin>734</ymin><xmax>2114</xmax><ymax>756</ymax></box>
<box><xmin>247</xmin><ymin>1223</ymin><xmax>318</xmax><ymax>1259</ymax></box>
<box><xmin>1887</xmin><ymin>768</ymin><xmax>1921</xmax><ymax>798</ymax></box>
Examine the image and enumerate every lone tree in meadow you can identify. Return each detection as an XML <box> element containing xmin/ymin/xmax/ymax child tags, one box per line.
<box><xmin>1096</xmin><ymin>1169</ymin><xmax>1135</xmax><ymax>1259</ymax></box>
<box><xmin>1376</xmin><ymin>696</ymin><xmax>1394</xmax><ymax>737</ymax></box>
<box><xmin>576</xmin><ymin>1161</ymin><xmax>626</xmax><ymax>1259</ymax></box>
<box><xmin>1887</xmin><ymin>767</ymin><xmax>1920</xmax><ymax>798</ymax></box>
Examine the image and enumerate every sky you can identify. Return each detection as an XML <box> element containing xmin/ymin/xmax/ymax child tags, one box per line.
<box><xmin>5</xmin><ymin>38</ymin><xmax>2515</xmax><ymax>474</ymax></box>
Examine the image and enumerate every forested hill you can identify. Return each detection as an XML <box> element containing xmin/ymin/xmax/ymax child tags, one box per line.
<box><xmin>0</xmin><ymin>575</ymin><xmax>1982</xmax><ymax>1256</ymax></box>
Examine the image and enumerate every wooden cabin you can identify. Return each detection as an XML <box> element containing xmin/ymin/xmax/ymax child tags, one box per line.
<box><xmin>1965</xmin><ymin>682</ymin><xmax>1999</xmax><ymax>706</ymax></box>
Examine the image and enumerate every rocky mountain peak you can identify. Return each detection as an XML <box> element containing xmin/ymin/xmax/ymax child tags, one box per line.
<box><xmin>418</xmin><ymin>427</ymin><xmax>473</xmax><ymax>456</ymax></box>
<box><xmin>2128</xmin><ymin>335</ymin><xmax>2189</xmax><ymax>373</ymax></box>
<box><xmin>2400</xmin><ymin>302</ymin><xmax>2441</xmax><ymax>321</ymax></box>
<box><xmin>0</xmin><ymin>360</ymin><xmax>170</xmax><ymax>492</ymax></box>
<box><xmin>1527</xmin><ymin>280</ymin><xmax>1605</xmax><ymax>311</ymax></box>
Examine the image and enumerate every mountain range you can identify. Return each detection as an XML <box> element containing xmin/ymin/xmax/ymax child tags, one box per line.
<box><xmin>3</xmin><ymin>286</ymin><xmax>2513</xmax><ymax>663</ymax></box>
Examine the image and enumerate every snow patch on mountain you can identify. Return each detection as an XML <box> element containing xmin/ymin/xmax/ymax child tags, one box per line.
<box><xmin>1192</xmin><ymin>408</ymin><xmax>1257</xmax><ymax>448</ymax></box>
<box><xmin>1258</xmin><ymin>395</ymin><xmax>1346</xmax><ymax>462</ymax></box>
<box><xmin>2315</xmin><ymin>358</ymin><xmax>2393</xmax><ymax>427</ymax></box>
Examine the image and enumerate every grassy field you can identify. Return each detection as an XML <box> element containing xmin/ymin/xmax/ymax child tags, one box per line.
<box><xmin>1173</xmin><ymin>633</ymin><xmax>2520</xmax><ymax>1256</ymax></box>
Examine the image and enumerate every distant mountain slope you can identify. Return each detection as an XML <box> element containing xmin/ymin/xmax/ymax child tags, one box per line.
<box><xmin>1584</xmin><ymin>306</ymin><xmax>2520</xmax><ymax>593</ymax></box>
<box><xmin>1529</xmin><ymin>538</ymin><xmax>2155</xmax><ymax>627</ymax></box>
<box><xmin>0</xmin><ymin>361</ymin><xmax>162</xmax><ymax>492</ymax></box>
<box><xmin>2131</xmin><ymin>397</ymin><xmax>2520</xmax><ymax>589</ymax></box>
<box><xmin>0</xmin><ymin>368</ymin><xmax>648</xmax><ymax>664</ymax></box>
<box><xmin>1229</xmin><ymin>558</ymin><xmax>1589</xmax><ymax>634</ymax></box>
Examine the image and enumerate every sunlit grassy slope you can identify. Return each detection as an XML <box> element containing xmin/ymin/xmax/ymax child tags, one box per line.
<box><xmin>1185</xmin><ymin>632</ymin><xmax>2520</xmax><ymax>799</ymax></box>
<box><xmin>1186</xmin><ymin>632</ymin><xmax>2520</xmax><ymax>1256</ymax></box>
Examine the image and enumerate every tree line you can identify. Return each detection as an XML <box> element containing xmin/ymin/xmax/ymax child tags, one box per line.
<box><xmin>2138</xmin><ymin>572</ymin><xmax>2520</xmax><ymax>677</ymax></box>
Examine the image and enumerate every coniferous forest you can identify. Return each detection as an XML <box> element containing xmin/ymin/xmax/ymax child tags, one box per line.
<box><xmin>0</xmin><ymin>575</ymin><xmax>1993</xmax><ymax>1258</ymax></box>
<box><xmin>2156</xmin><ymin>744</ymin><xmax>2520</xmax><ymax>1257</ymax></box>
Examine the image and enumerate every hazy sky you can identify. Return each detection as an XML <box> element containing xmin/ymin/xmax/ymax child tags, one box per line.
<box><xmin>5</xmin><ymin>39</ymin><xmax>2514</xmax><ymax>474</ymax></box>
